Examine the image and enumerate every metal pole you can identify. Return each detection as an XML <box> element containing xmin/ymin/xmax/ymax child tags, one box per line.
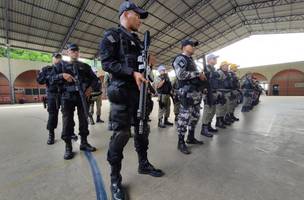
<box><xmin>7</xmin><ymin>45</ymin><xmax>15</xmax><ymax>104</ymax></box>
<box><xmin>93</xmin><ymin>58</ymin><xmax>98</xmax><ymax>69</ymax></box>
<box><xmin>202</xmin><ymin>54</ymin><xmax>207</xmax><ymax>71</ymax></box>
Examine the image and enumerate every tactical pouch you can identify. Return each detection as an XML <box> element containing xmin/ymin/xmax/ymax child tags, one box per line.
<box><xmin>218</xmin><ymin>92</ymin><xmax>226</xmax><ymax>105</ymax></box>
<box><xmin>229</xmin><ymin>92</ymin><xmax>236</xmax><ymax>101</ymax></box>
<box><xmin>107</xmin><ymin>81</ymin><xmax>129</xmax><ymax>104</ymax></box>
<box><xmin>244</xmin><ymin>90</ymin><xmax>253</xmax><ymax>97</ymax></box>
<box><xmin>179</xmin><ymin>85</ymin><xmax>195</xmax><ymax>107</ymax></box>
<box><xmin>110</xmin><ymin>104</ymin><xmax>129</xmax><ymax>130</ymax></box>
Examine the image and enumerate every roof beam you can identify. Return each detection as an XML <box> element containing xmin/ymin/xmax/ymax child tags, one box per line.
<box><xmin>59</xmin><ymin>0</ymin><xmax>91</xmax><ymax>51</ymax></box>
<box><xmin>155</xmin><ymin>0</ymin><xmax>304</xmax><ymax>56</ymax></box>
<box><xmin>161</xmin><ymin>22</ymin><xmax>246</xmax><ymax>64</ymax></box>
<box><xmin>140</xmin><ymin>0</ymin><xmax>156</xmax><ymax>10</ymax></box>
<box><xmin>245</xmin><ymin>14</ymin><xmax>304</xmax><ymax>25</ymax></box>
<box><xmin>150</xmin><ymin>0</ymin><xmax>211</xmax><ymax>40</ymax></box>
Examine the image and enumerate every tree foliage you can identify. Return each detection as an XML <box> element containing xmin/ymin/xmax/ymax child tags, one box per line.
<box><xmin>0</xmin><ymin>47</ymin><xmax>52</xmax><ymax>62</ymax></box>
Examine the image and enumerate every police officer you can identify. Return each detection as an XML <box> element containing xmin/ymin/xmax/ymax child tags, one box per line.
<box><xmin>51</xmin><ymin>44</ymin><xmax>99</xmax><ymax>160</ymax></box>
<box><xmin>171</xmin><ymin>78</ymin><xmax>181</xmax><ymax>122</ymax></box>
<box><xmin>215</xmin><ymin>61</ymin><xmax>233</xmax><ymax>128</ymax></box>
<box><xmin>89</xmin><ymin>76</ymin><xmax>104</xmax><ymax>124</ymax></box>
<box><xmin>147</xmin><ymin>54</ymin><xmax>157</xmax><ymax>121</ymax></box>
<box><xmin>227</xmin><ymin>64</ymin><xmax>240</xmax><ymax>121</ymax></box>
<box><xmin>103</xmin><ymin>72</ymin><xmax>114</xmax><ymax>130</ymax></box>
<box><xmin>241</xmin><ymin>73</ymin><xmax>255</xmax><ymax>112</ymax></box>
<box><xmin>172</xmin><ymin>39</ymin><xmax>206</xmax><ymax>155</ymax></box>
<box><xmin>155</xmin><ymin>65</ymin><xmax>173</xmax><ymax>128</ymax></box>
<box><xmin>37</xmin><ymin>53</ymin><xmax>62</xmax><ymax>145</ymax></box>
<box><xmin>200</xmin><ymin>54</ymin><xmax>220</xmax><ymax>138</ymax></box>
<box><xmin>99</xmin><ymin>2</ymin><xmax>164</xmax><ymax>199</ymax></box>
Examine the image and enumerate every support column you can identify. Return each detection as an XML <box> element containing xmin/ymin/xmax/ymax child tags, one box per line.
<box><xmin>6</xmin><ymin>45</ymin><xmax>15</xmax><ymax>104</ymax></box>
<box><xmin>202</xmin><ymin>54</ymin><xmax>207</xmax><ymax>71</ymax></box>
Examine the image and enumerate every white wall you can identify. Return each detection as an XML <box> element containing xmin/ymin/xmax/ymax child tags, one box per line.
<box><xmin>0</xmin><ymin>57</ymin><xmax>50</xmax><ymax>83</ymax></box>
<box><xmin>237</xmin><ymin>61</ymin><xmax>304</xmax><ymax>82</ymax></box>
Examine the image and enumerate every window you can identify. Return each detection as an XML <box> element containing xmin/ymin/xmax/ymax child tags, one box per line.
<box><xmin>39</xmin><ymin>88</ymin><xmax>46</xmax><ymax>95</ymax></box>
<box><xmin>25</xmin><ymin>89</ymin><xmax>32</xmax><ymax>95</ymax></box>
<box><xmin>33</xmin><ymin>88</ymin><xmax>39</xmax><ymax>95</ymax></box>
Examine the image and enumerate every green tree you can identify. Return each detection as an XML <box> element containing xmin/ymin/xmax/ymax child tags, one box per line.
<box><xmin>0</xmin><ymin>46</ymin><xmax>52</xmax><ymax>62</ymax></box>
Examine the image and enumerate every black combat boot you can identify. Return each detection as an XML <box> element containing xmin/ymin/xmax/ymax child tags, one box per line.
<box><xmin>64</xmin><ymin>140</ymin><xmax>74</xmax><ymax>160</ymax></box>
<box><xmin>80</xmin><ymin>136</ymin><xmax>97</xmax><ymax>152</ymax></box>
<box><xmin>174</xmin><ymin>115</ymin><xmax>178</xmax><ymax>122</ymax></box>
<box><xmin>225</xmin><ymin>114</ymin><xmax>234</xmax><ymax>123</ymax></box>
<box><xmin>110</xmin><ymin>164</ymin><xmax>125</xmax><ymax>200</ymax></box>
<box><xmin>208</xmin><ymin>122</ymin><xmax>218</xmax><ymax>133</ymax></box>
<box><xmin>164</xmin><ymin>117</ymin><xmax>173</xmax><ymax>126</ymax></box>
<box><xmin>177</xmin><ymin>134</ymin><xmax>191</xmax><ymax>154</ymax></box>
<box><xmin>216</xmin><ymin>117</ymin><xmax>226</xmax><ymax>129</ymax></box>
<box><xmin>241</xmin><ymin>106</ymin><xmax>248</xmax><ymax>112</ymax></box>
<box><xmin>222</xmin><ymin>116</ymin><xmax>231</xmax><ymax>126</ymax></box>
<box><xmin>47</xmin><ymin>130</ymin><xmax>55</xmax><ymax>145</ymax></box>
<box><xmin>200</xmin><ymin>124</ymin><xmax>213</xmax><ymax>138</ymax></box>
<box><xmin>71</xmin><ymin>133</ymin><xmax>78</xmax><ymax>142</ymax></box>
<box><xmin>138</xmin><ymin>156</ymin><xmax>164</xmax><ymax>177</ymax></box>
<box><xmin>187</xmin><ymin>129</ymin><xmax>205</xmax><ymax>143</ymax></box>
<box><xmin>89</xmin><ymin>116</ymin><xmax>95</xmax><ymax>125</ymax></box>
<box><xmin>96</xmin><ymin>115</ymin><xmax>104</xmax><ymax>123</ymax></box>
<box><xmin>230</xmin><ymin>113</ymin><xmax>239</xmax><ymax>121</ymax></box>
<box><xmin>158</xmin><ymin>118</ymin><xmax>166</xmax><ymax>128</ymax></box>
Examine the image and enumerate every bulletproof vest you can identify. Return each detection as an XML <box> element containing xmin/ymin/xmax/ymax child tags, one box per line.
<box><xmin>218</xmin><ymin>69</ymin><xmax>232</xmax><ymax>89</ymax></box>
<box><xmin>229</xmin><ymin>71</ymin><xmax>239</xmax><ymax>89</ymax></box>
<box><xmin>204</xmin><ymin>64</ymin><xmax>213</xmax><ymax>80</ymax></box>
<box><xmin>172</xmin><ymin>54</ymin><xmax>203</xmax><ymax>89</ymax></box>
<box><xmin>61</xmin><ymin>61</ymin><xmax>90</xmax><ymax>92</ymax></box>
<box><xmin>205</xmin><ymin>65</ymin><xmax>220</xmax><ymax>90</ymax></box>
<box><xmin>108</xmin><ymin>27</ymin><xmax>143</xmax><ymax>84</ymax></box>
<box><xmin>43</xmin><ymin>65</ymin><xmax>59</xmax><ymax>93</ymax></box>
<box><xmin>157</xmin><ymin>75</ymin><xmax>172</xmax><ymax>94</ymax></box>
<box><xmin>243</xmin><ymin>77</ymin><xmax>254</xmax><ymax>89</ymax></box>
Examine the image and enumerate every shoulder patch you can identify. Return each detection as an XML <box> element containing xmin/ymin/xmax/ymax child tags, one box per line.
<box><xmin>174</xmin><ymin>56</ymin><xmax>186</xmax><ymax>68</ymax></box>
<box><xmin>107</xmin><ymin>35</ymin><xmax>116</xmax><ymax>43</ymax></box>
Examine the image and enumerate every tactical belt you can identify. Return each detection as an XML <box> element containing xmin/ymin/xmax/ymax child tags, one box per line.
<box><xmin>217</xmin><ymin>89</ymin><xmax>231</xmax><ymax>93</ymax></box>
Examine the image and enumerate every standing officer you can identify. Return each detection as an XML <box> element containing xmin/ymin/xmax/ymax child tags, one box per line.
<box><xmin>215</xmin><ymin>61</ymin><xmax>233</xmax><ymax>127</ymax></box>
<box><xmin>241</xmin><ymin>73</ymin><xmax>255</xmax><ymax>112</ymax></box>
<box><xmin>172</xmin><ymin>39</ymin><xmax>206</xmax><ymax>155</ymax></box>
<box><xmin>200</xmin><ymin>54</ymin><xmax>220</xmax><ymax>138</ymax></box>
<box><xmin>155</xmin><ymin>65</ymin><xmax>173</xmax><ymax>128</ymax></box>
<box><xmin>37</xmin><ymin>53</ymin><xmax>62</xmax><ymax>145</ymax></box>
<box><xmin>51</xmin><ymin>44</ymin><xmax>99</xmax><ymax>160</ymax></box>
<box><xmin>171</xmin><ymin>78</ymin><xmax>181</xmax><ymax>122</ymax></box>
<box><xmin>89</xmin><ymin>76</ymin><xmax>104</xmax><ymax>124</ymax></box>
<box><xmin>227</xmin><ymin>64</ymin><xmax>240</xmax><ymax>121</ymax></box>
<box><xmin>99</xmin><ymin>2</ymin><xmax>164</xmax><ymax>199</ymax></box>
<box><xmin>103</xmin><ymin>72</ymin><xmax>114</xmax><ymax>130</ymax></box>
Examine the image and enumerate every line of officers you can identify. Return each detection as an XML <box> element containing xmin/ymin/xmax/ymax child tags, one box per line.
<box><xmin>36</xmin><ymin>1</ymin><xmax>262</xmax><ymax>199</ymax></box>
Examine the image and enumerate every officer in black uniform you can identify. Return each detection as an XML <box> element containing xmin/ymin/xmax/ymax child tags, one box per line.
<box><xmin>51</xmin><ymin>44</ymin><xmax>99</xmax><ymax>160</ymax></box>
<box><xmin>99</xmin><ymin>1</ymin><xmax>164</xmax><ymax>199</ymax></box>
<box><xmin>37</xmin><ymin>53</ymin><xmax>62</xmax><ymax>145</ymax></box>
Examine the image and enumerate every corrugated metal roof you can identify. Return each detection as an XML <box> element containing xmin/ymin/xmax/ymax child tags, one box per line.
<box><xmin>1</xmin><ymin>0</ymin><xmax>304</xmax><ymax>64</ymax></box>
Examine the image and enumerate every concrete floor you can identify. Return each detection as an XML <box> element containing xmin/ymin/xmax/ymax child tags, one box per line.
<box><xmin>0</xmin><ymin>96</ymin><xmax>304</xmax><ymax>200</ymax></box>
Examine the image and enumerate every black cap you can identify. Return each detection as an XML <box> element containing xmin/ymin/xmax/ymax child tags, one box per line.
<box><xmin>67</xmin><ymin>43</ymin><xmax>79</xmax><ymax>51</ymax></box>
<box><xmin>181</xmin><ymin>39</ymin><xmax>199</xmax><ymax>48</ymax></box>
<box><xmin>52</xmin><ymin>52</ymin><xmax>62</xmax><ymax>58</ymax></box>
<box><xmin>118</xmin><ymin>1</ymin><xmax>148</xmax><ymax>19</ymax></box>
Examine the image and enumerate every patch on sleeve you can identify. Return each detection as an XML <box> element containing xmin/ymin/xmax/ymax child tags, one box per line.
<box><xmin>107</xmin><ymin>35</ymin><xmax>116</xmax><ymax>43</ymax></box>
<box><xmin>175</xmin><ymin>56</ymin><xmax>186</xmax><ymax>68</ymax></box>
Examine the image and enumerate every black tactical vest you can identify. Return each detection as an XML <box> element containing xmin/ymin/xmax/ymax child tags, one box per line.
<box><xmin>172</xmin><ymin>54</ymin><xmax>205</xmax><ymax>90</ymax></box>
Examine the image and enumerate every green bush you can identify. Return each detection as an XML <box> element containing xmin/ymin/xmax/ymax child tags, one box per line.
<box><xmin>0</xmin><ymin>46</ymin><xmax>52</xmax><ymax>62</ymax></box>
